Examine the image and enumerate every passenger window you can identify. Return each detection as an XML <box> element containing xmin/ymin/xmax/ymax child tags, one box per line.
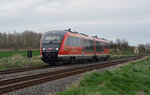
<box><xmin>85</xmin><ymin>39</ymin><xmax>94</xmax><ymax>52</ymax></box>
<box><xmin>65</xmin><ymin>36</ymin><xmax>81</xmax><ymax>47</ymax></box>
<box><xmin>96</xmin><ymin>41</ymin><xmax>103</xmax><ymax>52</ymax></box>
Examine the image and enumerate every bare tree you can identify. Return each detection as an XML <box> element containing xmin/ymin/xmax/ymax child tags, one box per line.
<box><xmin>138</xmin><ymin>43</ymin><xmax>150</xmax><ymax>54</ymax></box>
<box><xmin>0</xmin><ymin>31</ymin><xmax>42</xmax><ymax>49</ymax></box>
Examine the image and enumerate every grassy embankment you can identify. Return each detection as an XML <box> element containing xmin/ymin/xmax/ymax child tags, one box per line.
<box><xmin>57</xmin><ymin>57</ymin><xmax>150</xmax><ymax>95</ymax></box>
<box><xmin>0</xmin><ymin>50</ymin><xmax>45</xmax><ymax>70</ymax></box>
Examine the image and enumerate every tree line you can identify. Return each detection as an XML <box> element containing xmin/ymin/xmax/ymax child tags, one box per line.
<box><xmin>0</xmin><ymin>30</ymin><xmax>42</xmax><ymax>49</ymax></box>
<box><xmin>138</xmin><ymin>43</ymin><xmax>150</xmax><ymax>54</ymax></box>
<box><xmin>0</xmin><ymin>31</ymin><xmax>149</xmax><ymax>54</ymax></box>
<box><xmin>110</xmin><ymin>38</ymin><xmax>129</xmax><ymax>49</ymax></box>
<box><xmin>110</xmin><ymin>38</ymin><xmax>150</xmax><ymax>54</ymax></box>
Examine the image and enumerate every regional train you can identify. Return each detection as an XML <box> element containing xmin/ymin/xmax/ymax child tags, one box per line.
<box><xmin>40</xmin><ymin>29</ymin><xmax>110</xmax><ymax>65</ymax></box>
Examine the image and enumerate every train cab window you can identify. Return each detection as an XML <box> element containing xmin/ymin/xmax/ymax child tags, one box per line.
<box><xmin>65</xmin><ymin>36</ymin><xmax>71</xmax><ymax>46</ymax></box>
<box><xmin>65</xmin><ymin>36</ymin><xmax>81</xmax><ymax>47</ymax></box>
<box><xmin>42</xmin><ymin>35</ymin><xmax>63</xmax><ymax>43</ymax></box>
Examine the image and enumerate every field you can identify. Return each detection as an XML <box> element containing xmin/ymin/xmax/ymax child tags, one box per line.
<box><xmin>57</xmin><ymin>57</ymin><xmax>150</xmax><ymax>95</ymax></box>
<box><xmin>0</xmin><ymin>50</ymin><xmax>40</xmax><ymax>59</ymax></box>
<box><xmin>0</xmin><ymin>50</ymin><xmax>45</xmax><ymax>70</ymax></box>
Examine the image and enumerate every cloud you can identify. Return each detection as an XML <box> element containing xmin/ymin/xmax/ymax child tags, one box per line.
<box><xmin>35</xmin><ymin>0</ymin><xmax>150</xmax><ymax>15</ymax></box>
<box><xmin>1</xmin><ymin>0</ymin><xmax>150</xmax><ymax>17</ymax></box>
<box><xmin>35</xmin><ymin>0</ymin><xmax>123</xmax><ymax>14</ymax></box>
<box><xmin>0</xmin><ymin>0</ymin><xmax>150</xmax><ymax>45</ymax></box>
<box><xmin>0</xmin><ymin>0</ymin><xmax>42</xmax><ymax>17</ymax></box>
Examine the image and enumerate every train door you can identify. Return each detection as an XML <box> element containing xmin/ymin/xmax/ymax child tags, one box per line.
<box><xmin>82</xmin><ymin>38</ymin><xmax>85</xmax><ymax>56</ymax></box>
<box><xmin>94</xmin><ymin>39</ymin><xmax>96</xmax><ymax>55</ymax></box>
<box><xmin>102</xmin><ymin>42</ymin><xmax>105</xmax><ymax>54</ymax></box>
<box><xmin>105</xmin><ymin>43</ymin><xmax>110</xmax><ymax>54</ymax></box>
<box><xmin>104</xmin><ymin>44</ymin><xmax>106</xmax><ymax>54</ymax></box>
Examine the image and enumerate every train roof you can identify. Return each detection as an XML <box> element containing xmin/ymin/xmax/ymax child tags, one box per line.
<box><xmin>44</xmin><ymin>30</ymin><xmax>67</xmax><ymax>36</ymax></box>
<box><xmin>44</xmin><ymin>30</ymin><xmax>110</xmax><ymax>43</ymax></box>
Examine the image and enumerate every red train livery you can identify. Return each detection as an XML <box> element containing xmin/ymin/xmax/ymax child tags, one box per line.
<box><xmin>40</xmin><ymin>30</ymin><xmax>110</xmax><ymax>65</ymax></box>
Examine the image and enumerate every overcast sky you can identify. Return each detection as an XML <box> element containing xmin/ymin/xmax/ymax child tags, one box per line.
<box><xmin>0</xmin><ymin>0</ymin><xmax>150</xmax><ymax>46</ymax></box>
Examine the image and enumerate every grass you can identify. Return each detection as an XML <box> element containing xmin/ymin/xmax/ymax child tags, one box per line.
<box><xmin>110</xmin><ymin>49</ymin><xmax>135</xmax><ymax>56</ymax></box>
<box><xmin>0</xmin><ymin>55</ymin><xmax>45</xmax><ymax>70</ymax></box>
<box><xmin>56</xmin><ymin>57</ymin><xmax>150</xmax><ymax>95</ymax></box>
<box><xmin>0</xmin><ymin>50</ymin><xmax>40</xmax><ymax>59</ymax></box>
<box><xmin>0</xmin><ymin>50</ymin><xmax>45</xmax><ymax>70</ymax></box>
<box><xmin>110</xmin><ymin>49</ymin><xmax>146</xmax><ymax>56</ymax></box>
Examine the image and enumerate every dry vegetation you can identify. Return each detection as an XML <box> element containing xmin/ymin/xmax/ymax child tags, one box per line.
<box><xmin>0</xmin><ymin>54</ymin><xmax>45</xmax><ymax>70</ymax></box>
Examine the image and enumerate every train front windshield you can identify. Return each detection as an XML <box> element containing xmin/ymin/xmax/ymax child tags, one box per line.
<box><xmin>42</xmin><ymin>35</ymin><xmax>63</xmax><ymax>43</ymax></box>
<box><xmin>41</xmin><ymin>34</ymin><xmax>63</xmax><ymax>51</ymax></box>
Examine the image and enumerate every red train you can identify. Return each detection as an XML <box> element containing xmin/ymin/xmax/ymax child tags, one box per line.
<box><xmin>40</xmin><ymin>29</ymin><xmax>110</xmax><ymax>65</ymax></box>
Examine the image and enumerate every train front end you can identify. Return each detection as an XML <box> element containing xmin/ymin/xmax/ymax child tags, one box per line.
<box><xmin>40</xmin><ymin>31</ymin><xmax>66</xmax><ymax>64</ymax></box>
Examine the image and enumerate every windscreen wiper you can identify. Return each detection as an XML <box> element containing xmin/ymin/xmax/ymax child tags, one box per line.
<box><xmin>49</xmin><ymin>39</ymin><xmax>57</xmax><ymax>43</ymax></box>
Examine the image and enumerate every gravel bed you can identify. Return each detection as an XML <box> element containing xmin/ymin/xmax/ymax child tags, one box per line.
<box><xmin>5</xmin><ymin>74</ymin><xmax>83</xmax><ymax>95</ymax></box>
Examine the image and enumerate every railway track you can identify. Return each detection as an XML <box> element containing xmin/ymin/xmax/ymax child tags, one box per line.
<box><xmin>0</xmin><ymin>56</ymin><xmax>145</xmax><ymax>94</ymax></box>
<box><xmin>0</xmin><ymin>65</ymin><xmax>52</xmax><ymax>75</ymax></box>
<box><xmin>0</xmin><ymin>55</ymin><xmax>143</xmax><ymax>75</ymax></box>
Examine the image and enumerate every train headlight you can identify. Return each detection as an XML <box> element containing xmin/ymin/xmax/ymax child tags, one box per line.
<box><xmin>43</xmin><ymin>48</ymin><xmax>45</xmax><ymax>50</ymax></box>
<box><xmin>56</xmin><ymin>48</ymin><xmax>59</xmax><ymax>50</ymax></box>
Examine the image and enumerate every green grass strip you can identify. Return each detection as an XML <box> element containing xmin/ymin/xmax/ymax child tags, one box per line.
<box><xmin>0</xmin><ymin>50</ymin><xmax>40</xmax><ymax>59</ymax></box>
<box><xmin>57</xmin><ymin>57</ymin><xmax>150</xmax><ymax>95</ymax></box>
